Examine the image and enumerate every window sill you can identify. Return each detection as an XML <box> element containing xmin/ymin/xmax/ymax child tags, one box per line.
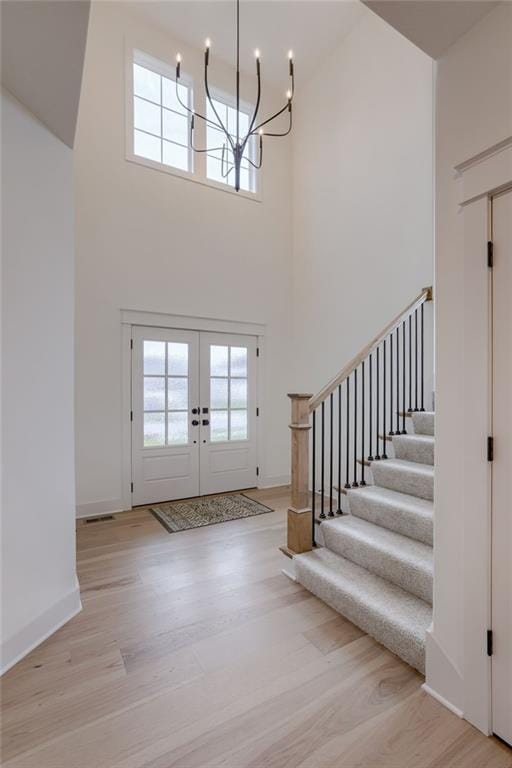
<box><xmin>125</xmin><ymin>151</ymin><xmax>262</xmax><ymax>203</ymax></box>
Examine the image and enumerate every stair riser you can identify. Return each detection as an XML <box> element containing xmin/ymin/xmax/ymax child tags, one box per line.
<box><xmin>392</xmin><ymin>437</ymin><xmax>434</xmax><ymax>466</ymax></box>
<box><xmin>348</xmin><ymin>491</ymin><xmax>433</xmax><ymax>546</ymax></box>
<box><xmin>322</xmin><ymin>526</ymin><xmax>432</xmax><ymax>604</ymax></box>
<box><xmin>411</xmin><ymin>411</ymin><xmax>434</xmax><ymax>436</ymax></box>
<box><xmin>371</xmin><ymin>463</ymin><xmax>434</xmax><ymax>501</ymax></box>
<box><xmin>295</xmin><ymin>560</ymin><xmax>426</xmax><ymax>673</ymax></box>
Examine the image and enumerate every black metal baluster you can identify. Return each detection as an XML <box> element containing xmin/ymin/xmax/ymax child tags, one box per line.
<box><xmin>414</xmin><ymin>308</ymin><xmax>419</xmax><ymax>410</ymax></box>
<box><xmin>408</xmin><ymin>314</ymin><xmax>412</xmax><ymax>411</ymax></box>
<box><xmin>396</xmin><ymin>326</ymin><xmax>400</xmax><ymax>434</ymax></box>
<box><xmin>345</xmin><ymin>378</ymin><xmax>350</xmax><ymax>489</ymax></box>
<box><xmin>368</xmin><ymin>353</ymin><xmax>374</xmax><ymax>460</ymax></box>
<box><xmin>382</xmin><ymin>339</ymin><xmax>388</xmax><ymax>459</ymax></box>
<box><xmin>361</xmin><ymin>360</ymin><xmax>366</xmax><ymax>486</ymax></box>
<box><xmin>389</xmin><ymin>333</ymin><xmax>394</xmax><ymax>435</ymax></box>
<box><xmin>353</xmin><ymin>369</ymin><xmax>358</xmax><ymax>486</ymax></box>
<box><xmin>329</xmin><ymin>392</ymin><xmax>334</xmax><ymax>516</ymax></box>
<box><xmin>421</xmin><ymin>302</ymin><xmax>425</xmax><ymax>411</ymax></box>
<box><xmin>320</xmin><ymin>401</ymin><xmax>325</xmax><ymax>518</ymax></box>
<box><xmin>402</xmin><ymin>320</ymin><xmax>406</xmax><ymax>433</ymax></box>
<box><xmin>375</xmin><ymin>346</ymin><xmax>381</xmax><ymax>460</ymax></box>
<box><xmin>337</xmin><ymin>384</ymin><xmax>342</xmax><ymax>514</ymax></box>
<box><xmin>312</xmin><ymin>409</ymin><xmax>316</xmax><ymax>543</ymax></box>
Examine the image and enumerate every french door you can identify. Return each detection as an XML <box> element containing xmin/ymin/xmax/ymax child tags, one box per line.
<box><xmin>131</xmin><ymin>327</ymin><xmax>257</xmax><ymax>506</ymax></box>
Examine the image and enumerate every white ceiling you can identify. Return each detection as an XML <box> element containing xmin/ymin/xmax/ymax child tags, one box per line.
<box><xmin>129</xmin><ymin>1</ymin><xmax>364</xmax><ymax>89</ymax></box>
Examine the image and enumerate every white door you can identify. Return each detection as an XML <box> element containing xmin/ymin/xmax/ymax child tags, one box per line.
<box><xmin>131</xmin><ymin>328</ymin><xmax>258</xmax><ymax>504</ymax></box>
<box><xmin>199</xmin><ymin>333</ymin><xmax>258</xmax><ymax>494</ymax></box>
<box><xmin>491</xmin><ymin>190</ymin><xmax>512</xmax><ymax>746</ymax></box>
<box><xmin>132</xmin><ymin>327</ymin><xmax>200</xmax><ymax>505</ymax></box>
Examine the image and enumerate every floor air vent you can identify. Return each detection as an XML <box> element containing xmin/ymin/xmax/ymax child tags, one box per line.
<box><xmin>84</xmin><ymin>515</ymin><xmax>115</xmax><ymax>524</ymax></box>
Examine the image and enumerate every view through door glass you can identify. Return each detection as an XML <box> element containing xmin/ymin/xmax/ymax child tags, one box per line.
<box><xmin>210</xmin><ymin>344</ymin><xmax>248</xmax><ymax>442</ymax></box>
<box><xmin>143</xmin><ymin>340</ymin><xmax>190</xmax><ymax>447</ymax></box>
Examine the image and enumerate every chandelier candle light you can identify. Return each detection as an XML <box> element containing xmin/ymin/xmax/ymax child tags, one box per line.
<box><xmin>175</xmin><ymin>0</ymin><xmax>295</xmax><ymax>192</ymax></box>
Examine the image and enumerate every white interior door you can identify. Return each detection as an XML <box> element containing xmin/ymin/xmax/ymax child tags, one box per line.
<box><xmin>491</xmin><ymin>190</ymin><xmax>512</xmax><ymax>746</ymax></box>
<box><xmin>131</xmin><ymin>327</ymin><xmax>200</xmax><ymax>505</ymax></box>
<box><xmin>199</xmin><ymin>333</ymin><xmax>258</xmax><ymax>495</ymax></box>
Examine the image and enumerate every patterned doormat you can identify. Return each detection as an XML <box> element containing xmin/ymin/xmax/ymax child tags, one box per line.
<box><xmin>149</xmin><ymin>493</ymin><xmax>273</xmax><ymax>533</ymax></box>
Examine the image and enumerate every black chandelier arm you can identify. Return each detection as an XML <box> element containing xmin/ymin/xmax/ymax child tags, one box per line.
<box><xmin>174</xmin><ymin>79</ymin><xmax>221</xmax><ymax>131</ymax></box>
<box><xmin>259</xmin><ymin>106</ymin><xmax>292</xmax><ymax>138</ymax></box>
<box><xmin>246</xmin><ymin>65</ymin><xmax>262</xmax><ymax>141</ymax></box>
<box><xmin>189</xmin><ymin>115</ymin><xmax>226</xmax><ymax>153</ymax></box>
<box><xmin>204</xmin><ymin>64</ymin><xmax>235</xmax><ymax>151</ymax></box>
<box><xmin>247</xmin><ymin>139</ymin><xmax>263</xmax><ymax>169</ymax></box>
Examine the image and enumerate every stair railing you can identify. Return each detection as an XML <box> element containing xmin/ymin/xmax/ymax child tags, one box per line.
<box><xmin>284</xmin><ymin>287</ymin><xmax>433</xmax><ymax>556</ymax></box>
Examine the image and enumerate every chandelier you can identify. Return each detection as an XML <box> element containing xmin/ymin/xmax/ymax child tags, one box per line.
<box><xmin>175</xmin><ymin>0</ymin><xmax>294</xmax><ymax>192</ymax></box>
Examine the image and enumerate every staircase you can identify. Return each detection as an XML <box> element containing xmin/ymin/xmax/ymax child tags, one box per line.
<box><xmin>295</xmin><ymin>410</ymin><xmax>434</xmax><ymax>673</ymax></box>
<box><xmin>283</xmin><ymin>288</ymin><xmax>434</xmax><ymax>675</ymax></box>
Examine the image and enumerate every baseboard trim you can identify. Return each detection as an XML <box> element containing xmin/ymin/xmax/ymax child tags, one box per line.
<box><xmin>1</xmin><ymin>580</ymin><xmax>82</xmax><ymax>675</ymax></box>
<box><xmin>259</xmin><ymin>475</ymin><xmax>290</xmax><ymax>489</ymax></box>
<box><xmin>421</xmin><ymin>683</ymin><xmax>464</xmax><ymax>719</ymax></box>
<box><xmin>76</xmin><ymin>498</ymin><xmax>126</xmax><ymax>519</ymax></box>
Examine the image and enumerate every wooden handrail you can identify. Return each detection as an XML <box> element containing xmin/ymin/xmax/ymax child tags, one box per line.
<box><xmin>308</xmin><ymin>287</ymin><xmax>432</xmax><ymax>412</ymax></box>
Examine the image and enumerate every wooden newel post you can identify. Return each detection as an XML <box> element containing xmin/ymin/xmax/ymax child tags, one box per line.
<box><xmin>287</xmin><ymin>394</ymin><xmax>313</xmax><ymax>554</ymax></box>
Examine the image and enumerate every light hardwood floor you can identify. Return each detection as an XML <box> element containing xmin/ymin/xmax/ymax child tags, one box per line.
<box><xmin>1</xmin><ymin>487</ymin><xmax>511</xmax><ymax>768</ymax></box>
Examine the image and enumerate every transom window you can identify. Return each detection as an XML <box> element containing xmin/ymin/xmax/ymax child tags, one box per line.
<box><xmin>206</xmin><ymin>98</ymin><xmax>255</xmax><ymax>193</ymax></box>
<box><xmin>143</xmin><ymin>341</ymin><xmax>190</xmax><ymax>447</ymax></box>
<box><xmin>133</xmin><ymin>55</ymin><xmax>192</xmax><ymax>173</ymax></box>
<box><xmin>209</xmin><ymin>345</ymin><xmax>249</xmax><ymax>442</ymax></box>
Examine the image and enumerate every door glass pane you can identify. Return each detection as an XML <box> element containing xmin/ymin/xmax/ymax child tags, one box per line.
<box><xmin>144</xmin><ymin>412</ymin><xmax>165</xmax><ymax>447</ymax></box>
<box><xmin>211</xmin><ymin>378</ymin><xmax>228</xmax><ymax>409</ymax></box>
<box><xmin>211</xmin><ymin>345</ymin><xmax>228</xmax><ymax>376</ymax></box>
<box><xmin>211</xmin><ymin>410</ymin><xmax>228</xmax><ymax>442</ymax></box>
<box><xmin>230</xmin><ymin>410</ymin><xmax>248</xmax><ymax>441</ymax></box>
<box><xmin>144</xmin><ymin>377</ymin><xmax>165</xmax><ymax>410</ymax></box>
<box><xmin>230</xmin><ymin>347</ymin><xmax>247</xmax><ymax>377</ymax></box>
<box><xmin>168</xmin><ymin>377</ymin><xmax>188</xmax><ymax>410</ymax></box>
<box><xmin>144</xmin><ymin>341</ymin><xmax>165</xmax><ymax>374</ymax></box>
<box><xmin>168</xmin><ymin>342</ymin><xmax>188</xmax><ymax>375</ymax></box>
<box><xmin>168</xmin><ymin>412</ymin><xmax>188</xmax><ymax>445</ymax></box>
<box><xmin>230</xmin><ymin>378</ymin><xmax>247</xmax><ymax>409</ymax></box>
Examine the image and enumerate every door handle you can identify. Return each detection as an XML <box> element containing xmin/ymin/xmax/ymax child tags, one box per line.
<box><xmin>202</xmin><ymin>419</ymin><xmax>210</xmax><ymax>426</ymax></box>
<box><xmin>192</xmin><ymin>420</ymin><xmax>199</xmax><ymax>426</ymax></box>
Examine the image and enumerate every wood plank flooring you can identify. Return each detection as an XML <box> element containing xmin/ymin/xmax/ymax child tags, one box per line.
<box><xmin>1</xmin><ymin>487</ymin><xmax>511</xmax><ymax>768</ymax></box>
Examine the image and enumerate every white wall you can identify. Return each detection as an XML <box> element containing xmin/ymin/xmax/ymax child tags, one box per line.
<box><xmin>1</xmin><ymin>90</ymin><xmax>80</xmax><ymax>673</ymax></box>
<box><xmin>74</xmin><ymin>2</ymin><xmax>293</xmax><ymax>516</ymax></box>
<box><xmin>429</xmin><ymin>1</ymin><xmax>512</xmax><ymax>725</ymax></box>
<box><xmin>291</xmin><ymin>8</ymin><xmax>434</xmax><ymax>397</ymax></box>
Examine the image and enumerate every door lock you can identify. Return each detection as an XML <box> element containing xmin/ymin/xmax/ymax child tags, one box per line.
<box><xmin>202</xmin><ymin>419</ymin><xmax>210</xmax><ymax>426</ymax></box>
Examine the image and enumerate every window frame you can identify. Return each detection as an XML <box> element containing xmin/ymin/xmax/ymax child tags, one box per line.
<box><xmin>125</xmin><ymin>45</ymin><xmax>261</xmax><ymax>202</ymax></box>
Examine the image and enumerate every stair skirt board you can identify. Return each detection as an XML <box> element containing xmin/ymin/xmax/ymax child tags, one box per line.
<box><xmin>292</xmin><ymin>412</ymin><xmax>436</xmax><ymax>675</ymax></box>
<box><xmin>295</xmin><ymin>548</ymin><xmax>431</xmax><ymax>674</ymax></box>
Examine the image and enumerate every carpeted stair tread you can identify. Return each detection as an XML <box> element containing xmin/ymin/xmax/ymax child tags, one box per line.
<box><xmin>392</xmin><ymin>433</ymin><xmax>434</xmax><ymax>466</ymax></box>
<box><xmin>347</xmin><ymin>485</ymin><xmax>433</xmax><ymax>545</ymax></box>
<box><xmin>320</xmin><ymin>516</ymin><xmax>432</xmax><ymax>603</ymax></box>
<box><xmin>371</xmin><ymin>459</ymin><xmax>434</xmax><ymax>501</ymax></box>
<box><xmin>411</xmin><ymin>411</ymin><xmax>434</xmax><ymax>436</ymax></box>
<box><xmin>294</xmin><ymin>547</ymin><xmax>431</xmax><ymax>673</ymax></box>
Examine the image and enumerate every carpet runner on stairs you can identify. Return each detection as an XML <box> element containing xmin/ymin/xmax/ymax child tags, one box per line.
<box><xmin>295</xmin><ymin>410</ymin><xmax>435</xmax><ymax>674</ymax></box>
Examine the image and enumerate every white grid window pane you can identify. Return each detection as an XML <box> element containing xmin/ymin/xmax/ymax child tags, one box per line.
<box><xmin>144</xmin><ymin>412</ymin><xmax>165</xmax><ymax>447</ymax></box>
<box><xmin>144</xmin><ymin>341</ymin><xmax>165</xmax><ymax>375</ymax></box>
<box><xmin>168</xmin><ymin>412</ymin><xmax>188</xmax><ymax>445</ymax></box>
<box><xmin>134</xmin><ymin>64</ymin><xmax>161</xmax><ymax>104</ymax></box>
<box><xmin>230</xmin><ymin>410</ymin><xmax>247</xmax><ymax>441</ymax></box>
<box><xmin>162</xmin><ymin>76</ymin><xmax>188</xmax><ymax>115</ymax></box>
<box><xmin>168</xmin><ymin>343</ymin><xmax>188</xmax><ymax>375</ymax></box>
<box><xmin>163</xmin><ymin>109</ymin><xmax>188</xmax><ymax>146</ymax></box>
<box><xmin>211</xmin><ymin>411</ymin><xmax>228</xmax><ymax>442</ymax></box>
<box><xmin>134</xmin><ymin>130</ymin><xmax>161</xmax><ymax>163</ymax></box>
<box><xmin>207</xmin><ymin>156</ymin><xmax>234</xmax><ymax>185</ymax></box>
<box><xmin>162</xmin><ymin>141</ymin><xmax>189</xmax><ymax>171</ymax></box>
<box><xmin>134</xmin><ymin>97</ymin><xmax>161</xmax><ymax>136</ymax></box>
<box><xmin>168</xmin><ymin>377</ymin><xmax>188</xmax><ymax>410</ymax></box>
<box><xmin>144</xmin><ymin>377</ymin><xmax>165</xmax><ymax>410</ymax></box>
